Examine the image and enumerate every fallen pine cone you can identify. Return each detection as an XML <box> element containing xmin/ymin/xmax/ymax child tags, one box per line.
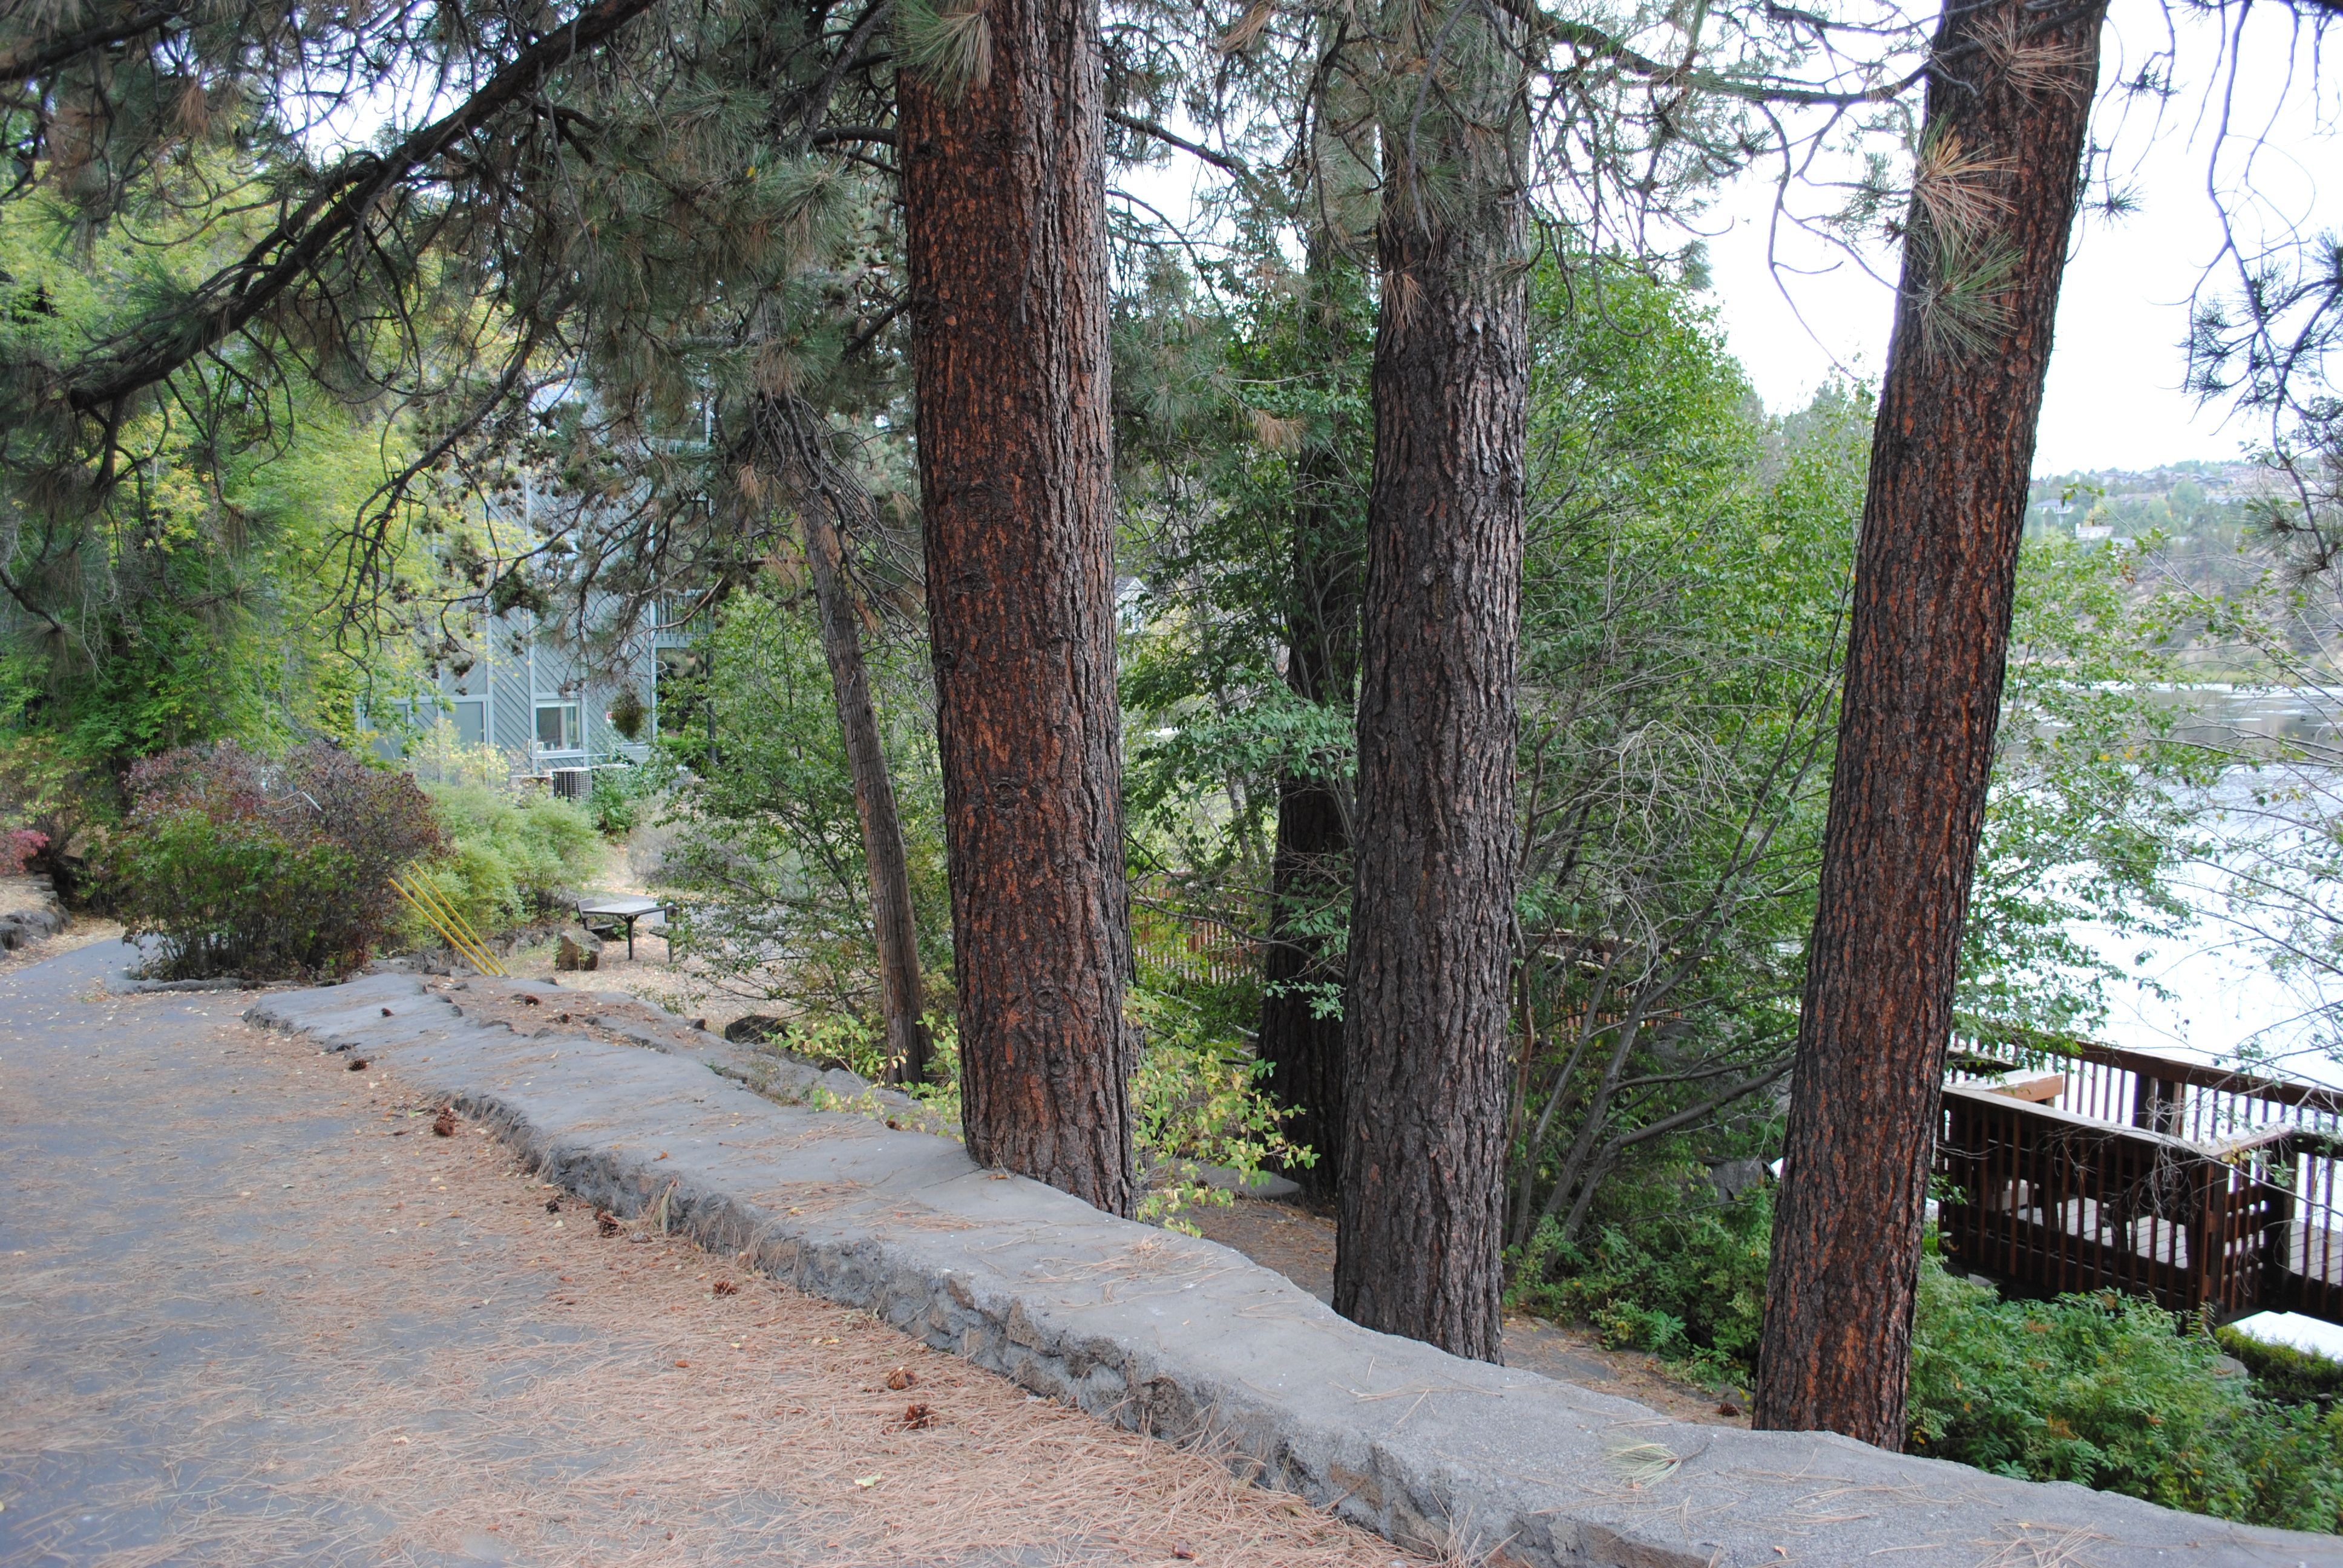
<box><xmin>894</xmin><ymin>1402</ymin><xmax>934</xmax><ymax>1431</ymax></box>
<box><xmin>595</xmin><ymin>1209</ymin><xmax>620</xmax><ymax>1237</ymax></box>
<box><xmin>885</xmin><ymin>1367</ymin><xmax>915</xmax><ymax>1391</ymax></box>
<box><xmin>519</xmin><ymin>993</ymin><xmax>542</xmax><ymax>1007</ymax></box>
<box><xmin>712</xmin><ymin>1279</ymin><xmax>738</xmax><ymax>1296</ymax></box>
<box><xmin>545</xmin><ymin>1198</ymin><xmax>560</xmax><ymax>1214</ymax></box>
<box><xmin>431</xmin><ymin>1108</ymin><xmax>457</xmax><ymax>1137</ymax></box>
<box><xmin>347</xmin><ymin>1058</ymin><xmax>369</xmax><ymax>1072</ymax></box>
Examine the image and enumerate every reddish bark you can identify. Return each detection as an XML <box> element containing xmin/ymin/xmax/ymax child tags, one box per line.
<box><xmin>897</xmin><ymin>0</ymin><xmax>1135</xmax><ymax>1212</ymax></box>
<box><xmin>1754</xmin><ymin>0</ymin><xmax>2109</xmax><ymax>1445</ymax></box>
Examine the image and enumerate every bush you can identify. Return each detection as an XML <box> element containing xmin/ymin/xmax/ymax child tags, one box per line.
<box><xmin>588</xmin><ymin>765</ymin><xmax>652</xmax><ymax>839</ymax></box>
<box><xmin>1508</xmin><ymin>1184</ymin><xmax>2343</xmax><ymax>1533</ymax></box>
<box><xmin>2215</xmin><ymin>1324</ymin><xmax>2343</xmax><ymax>1413</ymax></box>
<box><xmin>1909</xmin><ymin>1263</ymin><xmax>2343</xmax><ymax>1532</ymax></box>
<box><xmin>1507</xmin><ymin>1186</ymin><xmax>1772</xmax><ymax>1385</ymax></box>
<box><xmin>416</xmin><ymin>783</ymin><xmax>603</xmax><ymax>937</ymax></box>
<box><xmin>1127</xmin><ymin>978</ymin><xmax>1312</xmax><ymax>1229</ymax></box>
<box><xmin>108</xmin><ymin>742</ymin><xmax>441</xmax><ymax>979</ymax></box>
<box><xmin>2</xmin><ymin>828</ymin><xmax>45</xmax><ymax>875</ymax></box>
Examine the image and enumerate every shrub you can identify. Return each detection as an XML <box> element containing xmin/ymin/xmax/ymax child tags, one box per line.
<box><xmin>1507</xmin><ymin>1185</ymin><xmax>1772</xmax><ymax>1386</ymax></box>
<box><xmin>108</xmin><ymin>742</ymin><xmax>441</xmax><ymax>979</ymax></box>
<box><xmin>1128</xmin><ymin>978</ymin><xmax>1312</xmax><ymax>1229</ymax></box>
<box><xmin>588</xmin><ymin>765</ymin><xmax>652</xmax><ymax>839</ymax></box>
<box><xmin>2215</xmin><ymin>1324</ymin><xmax>2343</xmax><ymax>1413</ymax></box>
<box><xmin>416</xmin><ymin>782</ymin><xmax>603</xmax><ymax>936</ymax></box>
<box><xmin>2</xmin><ymin>828</ymin><xmax>46</xmax><ymax>875</ymax></box>
<box><xmin>1909</xmin><ymin>1262</ymin><xmax>2343</xmax><ymax>1532</ymax></box>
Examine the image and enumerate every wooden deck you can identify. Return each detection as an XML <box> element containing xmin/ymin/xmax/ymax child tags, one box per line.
<box><xmin>1936</xmin><ymin>1031</ymin><xmax>2343</xmax><ymax>1326</ymax></box>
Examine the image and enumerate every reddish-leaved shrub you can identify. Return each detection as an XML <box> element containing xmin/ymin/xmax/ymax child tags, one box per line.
<box><xmin>108</xmin><ymin>742</ymin><xmax>442</xmax><ymax>979</ymax></box>
<box><xmin>1</xmin><ymin>828</ymin><xmax>47</xmax><ymax>876</ymax></box>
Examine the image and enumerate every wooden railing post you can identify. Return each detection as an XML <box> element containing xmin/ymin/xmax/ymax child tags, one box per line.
<box><xmin>2132</xmin><ymin>1074</ymin><xmax>2181</xmax><ymax>1135</ymax></box>
<box><xmin>2259</xmin><ymin>1138</ymin><xmax>2297</xmax><ymax>1316</ymax></box>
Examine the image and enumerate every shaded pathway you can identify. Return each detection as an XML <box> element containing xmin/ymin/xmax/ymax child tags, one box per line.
<box><xmin>0</xmin><ymin>941</ymin><xmax>1407</xmax><ymax>1568</ymax></box>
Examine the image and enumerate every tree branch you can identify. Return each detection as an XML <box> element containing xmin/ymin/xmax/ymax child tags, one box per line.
<box><xmin>0</xmin><ymin>3</ymin><xmax>185</xmax><ymax>84</ymax></box>
<box><xmin>1106</xmin><ymin>110</ymin><xmax>1251</xmax><ymax>177</ymax></box>
<box><xmin>62</xmin><ymin>0</ymin><xmax>661</xmax><ymax>420</ymax></box>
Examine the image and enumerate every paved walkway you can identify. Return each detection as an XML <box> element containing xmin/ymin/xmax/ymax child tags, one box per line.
<box><xmin>0</xmin><ymin>941</ymin><xmax>1402</xmax><ymax>1568</ymax></box>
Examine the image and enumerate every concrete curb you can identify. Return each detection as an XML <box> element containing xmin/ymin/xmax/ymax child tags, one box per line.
<box><xmin>248</xmin><ymin>972</ymin><xmax>2342</xmax><ymax>1568</ymax></box>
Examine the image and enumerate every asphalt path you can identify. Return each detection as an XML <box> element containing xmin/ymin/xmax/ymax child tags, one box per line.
<box><xmin>0</xmin><ymin>940</ymin><xmax>1401</xmax><ymax>1568</ymax></box>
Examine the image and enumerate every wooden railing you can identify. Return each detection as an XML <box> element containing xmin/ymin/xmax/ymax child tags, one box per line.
<box><xmin>1938</xmin><ymin>1028</ymin><xmax>2343</xmax><ymax>1324</ymax></box>
<box><xmin>1129</xmin><ymin>884</ymin><xmax>1259</xmax><ymax>992</ymax></box>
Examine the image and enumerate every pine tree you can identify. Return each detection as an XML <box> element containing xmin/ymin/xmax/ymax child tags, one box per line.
<box><xmin>898</xmin><ymin>0</ymin><xmax>1137</xmax><ymax>1212</ymax></box>
<box><xmin>1331</xmin><ymin>0</ymin><xmax>1530</xmax><ymax>1361</ymax></box>
<box><xmin>1754</xmin><ymin>0</ymin><xmax>2110</xmax><ymax>1446</ymax></box>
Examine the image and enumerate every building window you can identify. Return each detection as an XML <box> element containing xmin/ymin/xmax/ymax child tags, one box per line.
<box><xmin>453</xmin><ymin>697</ymin><xmax>487</xmax><ymax>748</ymax></box>
<box><xmin>535</xmin><ymin>702</ymin><xmax>582</xmax><ymax>753</ymax></box>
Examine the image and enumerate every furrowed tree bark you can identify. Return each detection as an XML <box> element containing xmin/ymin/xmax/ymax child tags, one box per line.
<box><xmin>1260</xmin><ymin>241</ymin><xmax>1363</xmax><ymax>1201</ymax></box>
<box><xmin>1332</xmin><ymin>11</ymin><xmax>1528</xmax><ymax>1359</ymax></box>
<box><xmin>898</xmin><ymin>0</ymin><xmax>1136</xmax><ymax>1213</ymax></box>
<box><xmin>1754</xmin><ymin>0</ymin><xmax>2108</xmax><ymax>1446</ymax></box>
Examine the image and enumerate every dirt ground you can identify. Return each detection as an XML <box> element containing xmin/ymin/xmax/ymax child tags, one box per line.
<box><xmin>1179</xmin><ymin>1200</ymin><xmax>1752</xmax><ymax>1431</ymax></box>
<box><xmin>0</xmin><ymin>946</ymin><xmax>1437</xmax><ymax>1568</ymax></box>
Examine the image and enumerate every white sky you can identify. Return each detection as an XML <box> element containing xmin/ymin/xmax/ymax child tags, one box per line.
<box><xmin>1694</xmin><ymin>0</ymin><xmax>2340</xmax><ymax>476</ymax></box>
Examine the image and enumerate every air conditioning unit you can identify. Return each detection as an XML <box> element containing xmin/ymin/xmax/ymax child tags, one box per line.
<box><xmin>551</xmin><ymin>768</ymin><xmax>592</xmax><ymax>802</ymax></box>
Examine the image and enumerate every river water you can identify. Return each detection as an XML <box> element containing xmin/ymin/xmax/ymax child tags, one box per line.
<box><xmin>2051</xmin><ymin>685</ymin><xmax>2343</xmax><ymax>1351</ymax></box>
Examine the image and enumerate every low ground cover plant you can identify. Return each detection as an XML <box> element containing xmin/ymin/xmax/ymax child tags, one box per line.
<box><xmin>1508</xmin><ymin>1184</ymin><xmax>1772</xmax><ymax>1388</ymax></box>
<box><xmin>1909</xmin><ymin>1266</ymin><xmax>2343</xmax><ymax>1532</ymax></box>
<box><xmin>107</xmin><ymin>742</ymin><xmax>441</xmax><ymax>979</ymax></box>
<box><xmin>1510</xmin><ymin>1191</ymin><xmax>2343</xmax><ymax>1532</ymax></box>
<box><xmin>2214</xmin><ymin>1324</ymin><xmax>2343</xmax><ymax>1413</ymax></box>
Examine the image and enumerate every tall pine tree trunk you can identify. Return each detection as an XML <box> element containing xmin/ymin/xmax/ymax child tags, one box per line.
<box><xmin>1754</xmin><ymin>0</ymin><xmax>2107</xmax><ymax>1445</ymax></box>
<box><xmin>1260</xmin><ymin>242</ymin><xmax>1363</xmax><ymax>1201</ymax></box>
<box><xmin>1332</xmin><ymin>9</ymin><xmax>1528</xmax><ymax>1360</ymax></box>
<box><xmin>759</xmin><ymin>394</ymin><xmax>931</xmax><ymax>1087</ymax></box>
<box><xmin>898</xmin><ymin>0</ymin><xmax>1135</xmax><ymax>1212</ymax></box>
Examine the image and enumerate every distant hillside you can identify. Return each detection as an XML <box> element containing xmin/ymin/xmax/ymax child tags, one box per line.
<box><xmin>2027</xmin><ymin>460</ymin><xmax>2273</xmax><ymax>546</ymax></box>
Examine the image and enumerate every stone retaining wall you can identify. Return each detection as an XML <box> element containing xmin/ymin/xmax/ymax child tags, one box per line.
<box><xmin>247</xmin><ymin>971</ymin><xmax>2341</xmax><ymax>1568</ymax></box>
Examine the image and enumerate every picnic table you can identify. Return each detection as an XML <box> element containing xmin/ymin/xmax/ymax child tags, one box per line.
<box><xmin>575</xmin><ymin>895</ymin><xmax>671</xmax><ymax>961</ymax></box>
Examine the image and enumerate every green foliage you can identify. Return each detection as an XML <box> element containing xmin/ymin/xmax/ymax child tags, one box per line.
<box><xmin>1910</xmin><ymin>1264</ymin><xmax>2343</xmax><ymax>1533</ymax></box>
<box><xmin>655</xmin><ymin>586</ymin><xmax>951</xmax><ymax>1022</ymax></box>
<box><xmin>588</xmin><ymin>765</ymin><xmax>654</xmax><ymax>839</ymax></box>
<box><xmin>1127</xmin><ymin>976</ymin><xmax>1314</xmax><ymax>1230</ymax></box>
<box><xmin>1</xmin><ymin>186</ymin><xmax>433</xmax><ymax>780</ymax></box>
<box><xmin>107</xmin><ymin>742</ymin><xmax>442</xmax><ymax>979</ymax></box>
<box><xmin>1967</xmin><ymin>539</ymin><xmax>2224</xmax><ymax>1031</ymax></box>
<box><xmin>418</xmin><ymin>783</ymin><xmax>603</xmax><ymax>937</ymax></box>
<box><xmin>1504</xmin><ymin>266</ymin><xmax>1855</xmax><ymax>1246</ymax></box>
<box><xmin>1507</xmin><ymin>1185</ymin><xmax>1772</xmax><ymax>1387</ymax></box>
<box><xmin>1116</xmin><ymin>249</ymin><xmax>1372</xmax><ymax>901</ymax></box>
<box><xmin>2214</xmin><ymin>1325</ymin><xmax>2343</xmax><ymax>1414</ymax></box>
<box><xmin>1512</xmin><ymin>1184</ymin><xmax>2343</xmax><ymax>1532</ymax></box>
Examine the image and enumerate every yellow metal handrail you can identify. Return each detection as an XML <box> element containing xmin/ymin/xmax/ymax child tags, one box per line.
<box><xmin>390</xmin><ymin>870</ymin><xmax>508</xmax><ymax>976</ymax></box>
